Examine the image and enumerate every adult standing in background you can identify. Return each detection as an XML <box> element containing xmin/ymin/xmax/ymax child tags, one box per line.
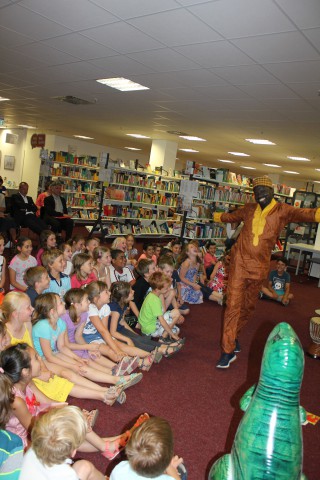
<box><xmin>35</xmin><ymin>181</ymin><xmax>51</xmax><ymax>217</ymax></box>
<box><xmin>11</xmin><ymin>182</ymin><xmax>48</xmax><ymax>235</ymax></box>
<box><xmin>213</xmin><ymin>176</ymin><xmax>320</xmax><ymax>369</ymax></box>
<box><xmin>43</xmin><ymin>180</ymin><xmax>74</xmax><ymax>240</ymax></box>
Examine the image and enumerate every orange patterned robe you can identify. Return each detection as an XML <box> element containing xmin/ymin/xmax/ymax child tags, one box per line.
<box><xmin>214</xmin><ymin>199</ymin><xmax>320</xmax><ymax>353</ymax></box>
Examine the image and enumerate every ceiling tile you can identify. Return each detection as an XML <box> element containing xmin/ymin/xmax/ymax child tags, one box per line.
<box><xmin>82</xmin><ymin>22</ymin><xmax>164</xmax><ymax>53</ymax></box>
<box><xmin>127</xmin><ymin>72</ymin><xmax>187</xmax><ymax>89</ymax></box>
<box><xmin>211</xmin><ymin>65</ymin><xmax>280</xmax><ymax>85</ymax></box>
<box><xmin>287</xmin><ymin>82</ymin><xmax>320</xmax><ymax>99</ymax></box>
<box><xmin>233</xmin><ymin>31</ymin><xmax>320</xmax><ymax>63</ymax></box>
<box><xmin>189</xmin><ymin>0</ymin><xmax>295</xmax><ymax>38</ymax></box>
<box><xmin>0</xmin><ymin>4</ymin><xmax>71</xmax><ymax>39</ymax></box>
<box><xmin>43</xmin><ymin>33</ymin><xmax>117</xmax><ymax>60</ymax></box>
<box><xmin>0</xmin><ymin>46</ymin><xmax>47</xmax><ymax>70</ymax></box>
<box><xmin>129</xmin><ymin>9</ymin><xmax>222</xmax><ymax>47</ymax></box>
<box><xmin>0</xmin><ymin>25</ymin><xmax>34</xmax><ymax>47</ymax></box>
<box><xmin>90</xmin><ymin>55</ymin><xmax>155</xmax><ymax>76</ymax></box>
<box><xmin>90</xmin><ymin>0</ymin><xmax>181</xmax><ymax>20</ymax></box>
<box><xmin>196</xmin><ymin>84</ymin><xmax>252</xmax><ymax>100</ymax></box>
<box><xmin>239</xmin><ymin>83</ymin><xmax>299</xmax><ymax>99</ymax></box>
<box><xmin>171</xmin><ymin>69</ymin><xmax>228</xmax><ymax>86</ymax></box>
<box><xmin>303</xmin><ymin>28</ymin><xmax>320</xmax><ymax>52</ymax></box>
<box><xmin>175</xmin><ymin>41</ymin><xmax>254</xmax><ymax>67</ymax></box>
<box><xmin>18</xmin><ymin>0</ymin><xmax>118</xmax><ymax>30</ymax></box>
<box><xmin>17</xmin><ymin>42</ymin><xmax>80</xmax><ymax>66</ymax></box>
<box><xmin>276</xmin><ymin>0</ymin><xmax>320</xmax><ymax>29</ymax></box>
<box><xmin>264</xmin><ymin>60</ymin><xmax>320</xmax><ymax>82</ymax></box>
<box><xmin>128</xmin><ymin>48</ymin><xmax>200</xmax><ymax>71</ymax></box>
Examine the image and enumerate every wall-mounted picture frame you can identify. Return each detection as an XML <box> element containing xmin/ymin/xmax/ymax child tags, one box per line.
<box><xmin>4</xmin><ymin>155</ymin><xmax>15</xmax><ymax>171</ymax></box>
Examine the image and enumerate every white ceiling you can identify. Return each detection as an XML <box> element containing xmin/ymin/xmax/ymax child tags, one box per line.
<box><xmin>1</xmin><ymin>0</ymin><xmax>320</xmax><ymax>184</ymax></box>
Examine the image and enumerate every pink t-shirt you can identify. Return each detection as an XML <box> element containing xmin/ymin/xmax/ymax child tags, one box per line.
<box><xmin>70</xmin><ymin>271</ymin><xmax>97</xmax><ymax>289</ymax></box>
<box><xmin>9</xmin><ymin>255</ymin><xmax>37</xmax><ymax>290</ymax></box>
<box><xmin>138</xmin><ymin>253</ymin><xmax>157</xmax><ymax>264</ymax></box>
<box><xmin>204</xmin><ymin>252</ymin><xmax>218</xmax><ymax>270</ymax></box>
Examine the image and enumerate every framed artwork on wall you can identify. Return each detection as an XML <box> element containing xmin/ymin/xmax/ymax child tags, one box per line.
<box><xmin>4</xmin><ymin>155</ymin><xmax>15</xmax><ymax>171</ymax></box>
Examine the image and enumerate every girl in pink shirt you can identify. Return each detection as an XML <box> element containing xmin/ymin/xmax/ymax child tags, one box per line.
<box><xmin>71</xmin><ymin>253</ymin><xmax>97</xmax><ymax>288</ymax></box>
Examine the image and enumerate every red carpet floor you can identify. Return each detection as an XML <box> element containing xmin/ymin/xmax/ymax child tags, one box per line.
<box><xmin>72</xmin><ymin>274</ymin><xmax>320</xmax><ymax>479</ymax></box>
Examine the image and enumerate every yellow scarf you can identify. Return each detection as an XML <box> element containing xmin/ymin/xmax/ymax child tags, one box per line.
<box><xmin>252</xmin><ymin>199</ymin><xmax>277</xmax><ymax>246</ymax></box>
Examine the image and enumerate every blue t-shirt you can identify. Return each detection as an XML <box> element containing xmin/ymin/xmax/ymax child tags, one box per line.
<box><xmin>108</xmin><ymin>301</ymin><xmax>126</xmax><ymax>333</ymax></box>
<box><xmin>32</xmin><ymin>318</ymin><xmax>66</xmax><ymax>357</ymax></box>
<box><xmin>44</xmin><ymin>273</ymin><xmax>71</xmax><ymax>299</ymax></box>
<box><xmin>269</xmin><ymin>270</ymin><xmax>291</xmax><ymax>295</ymax></box>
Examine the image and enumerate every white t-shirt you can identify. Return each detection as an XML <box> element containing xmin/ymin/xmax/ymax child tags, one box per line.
<box><xmin>109</xmin><ymin>265</ymin><xmax>135</xmax><ymax>284</ymax></box>
<box><xmin>20</xmin><ymin>448</ymin><xmax>78</xmax><ymax>480</ymax></box>
<box><xmin>83</xmin><ymin>302</ymin><xmax>111</xmax><ymax>335</ymax></box>
<box><xmin>110</xmin><ymin>461</ymin><xmax>173</xmax><ymax>480</ymax></box>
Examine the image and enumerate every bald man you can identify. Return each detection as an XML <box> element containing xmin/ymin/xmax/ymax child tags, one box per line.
<box><xmin>214</xmin><ymin>176</ymin><xmax>320</xmax><ymax>368</ymax></box>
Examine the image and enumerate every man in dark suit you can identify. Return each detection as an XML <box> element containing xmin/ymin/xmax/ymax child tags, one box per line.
<box><xmin>43</xmin><ymin>180</ymin><xmax>74</xmax><ymax>240</ymax></box>
<box><xmin>11</xmin><ymin>182</ymin><xmax>48</xmax><ymax>234</ymax></box>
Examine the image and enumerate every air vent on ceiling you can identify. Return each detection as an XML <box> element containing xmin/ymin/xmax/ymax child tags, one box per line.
<box><xmin>167</xmin><ymin>130</ymin><xmax>188</xmax><ymax>136</ymax></box>
<box><xmin>53</xmin><ymin>96</ymin><xmax>95</xmax><ymax>105</ymax></box>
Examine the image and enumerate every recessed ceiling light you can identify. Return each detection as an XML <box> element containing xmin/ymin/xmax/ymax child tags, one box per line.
<box><xmin>315</xmin><ymin>169</ymin><xmax>320</xmax><ymax>172</ymax></box>
<box><xmin>287</xmin><ymin>156</ymin><xmax>310</xmax><ymax>161</ymax></box>
<box><xmin>246</xmin><ymin>139</ymin><xmax>275</xmax><ymax>145</ymax></box>
<box><xmin>73</xmin><ymin>135</ymin><xmax>94</xmax><ymax>140</ymax></box>
<box><xmin>0</xmin><ymin>97</ymin><xmax>10</xmax><ymax>102</ymax></box>
<box><xmin>126</xmin><ymin>134</ymin><xmax>150</xmax><ymax>139</ymax></box>
<box><xmin>283</xmin><ymin>170</ymin><xmax>299</xmax><ymax>174</ymax></box>
<box><xmin>18</xmin><ymin>124</ymin><xmax>36</xmax><ymax>129</ymax></box>
<box><xmin>179</xmin><ymin>135</ymin><xmax>206</xmax><ymax>141</ymax></box>
<box><xmin>124</xmin><ymin>147</ymin><xmax>141</xmax><ymax>151</ymax></box>
<box><xmin>229</xmin><ymin>152</ymin><xmax>250</xmax><ymax>156</ymax></box>
<box><xmin>313</xmin><ymin>181</ymin><xmax>320</xmax><ymax>184</ymax></box>
<box><xmin>241</xmin><ymin>166</ymin><xmax>256</xmax><ymax>170</ymax></box>
<box><xmin>263</xmin><ymin>163</ymin><xmax>281</xmax><ymax>168</ymax></box>
<box><xmin>96</xmin><ymin>77</ymin><xmax>149</xmax><ymax>92</ymax></box>
<box><xmin>179</xmin><ymin>148</ymin><xmax>199</xmax><ymax>153</ymax></box>
<box><xmin>218</xmin><ymin>159</ymin><xmax>235</xmax><ymax>163</ymax></box>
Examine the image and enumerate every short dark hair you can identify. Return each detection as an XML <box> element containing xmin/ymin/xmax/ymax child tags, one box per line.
<box><xmin>111</xmin><ymin>249</ymin><xmax>125</xmax><ymax>260</ymax></box>
<box><xmin>277</xmin><ymin>257</ymin><xmax>288</xmax><ymax>266</ymax></box>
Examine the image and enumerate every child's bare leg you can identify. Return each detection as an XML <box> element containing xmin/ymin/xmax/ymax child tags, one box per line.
<box><xmin>209</xmin><ymin>291</ymin><xmax>223</xmax><ymax>303</ymax></box>
<box><xmin>94</xmin><ymin>343</ymin><xmax>119</xmax><ymax>363</ymax></box>
<box><xmin>261</xmin><ymin>286</ymin><xmax>276</xmax><ymax>299</ymax></box>
<box><xmin>164</xmin><ymin>289</ymin><xmax>176</xmax><ymax>310</ymax></box>
<box><xmin>114</xmin><ymin>340</ymin><xmax>149</xmax><ymax>359</ymax></box>
<box><xmin>73</xmin><ymin>460</ymin><xmax>105</xmax><ymax>480</ymax></box>
<box><xmin>89</xmin><ymin>353</ymin><xmax>115</xmax><ymax>370</ymax></box>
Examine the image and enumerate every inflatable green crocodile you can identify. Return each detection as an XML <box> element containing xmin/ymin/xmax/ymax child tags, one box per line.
<box><xmin>209</xmin><ymin>322</ymin><xmax>307</xmax><ymax>480</ymax></box>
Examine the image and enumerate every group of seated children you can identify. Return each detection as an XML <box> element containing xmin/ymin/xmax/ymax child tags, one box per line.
<box><xmin>0</xmin><ymin>231</ymin><xmax>191</xmax><ymax>479</ymax></box>
<box><xmin>0</xmin><ymin>229</ymin><xmax>293</xmax><ymax>478</ymax></box>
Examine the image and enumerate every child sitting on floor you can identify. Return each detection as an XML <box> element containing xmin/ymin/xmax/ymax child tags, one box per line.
<box><xmin>157</xmin><ymin>255</ymin><xmax>189</xmax><ymax>317</ymax></box>
<box><xmin>176</xmin><ymin>242</ymin><xmax>204</xmax><ymax>304</ymax></box>
<box><xmin>60</xmin><ymin>241</ymin><xmax>73</xmax><ymax>276</ymax></box>
<box><xmin>36</xmin><ymin>230</ymin><xmax>57</xmax><ymax>266</ymax></box>
<box><xmin>92</xmin><ymin>245</ymin><xmax>112</xmax><ymax>288</ymax></box>
<box><xmin>24</xmin><ymin>266</ymin><xmax>50</xmax><ymax>307</ymax></box>
<box><xmin>85</xmin><ymin>237</ymin><xmax>100</xmax><ymax>257</ymax></box>
<box><xmin>260</xmin><ymin>257</ymin><xmax>294</xmax><ymax>305</ymax></box>
<box><xmin>71</xmin><ymin>253</ymin><xmax>97</xmax><ymax>289</ymax></box>
<box><xmin>70</xmin><ymin>234</ymin><xmax>86</xmax><ymax>259</ymax></box>
<box><xmin>110</xmin><ymin>416</ymin><xmax>186</xmax><ymax>480</ymax></box>
<box><xmin>42</xmin><ymin>249</ymin><xmax>71</xmax><ymax>299</ymax></box>
<box><xmin>110</xmin><ymin>249</ymin><xmax>135</xmax><ymax>285</ymax></box>
<box><xmin>138</xmin><ymin>242</ymin><xmax>157</xmax><ymax>264</ymax></box>
<box><xmin>203</xmin><ymin>241</ymin><xmax>218</xmax><ymax>279</ymax></box>
<box><xmin>9</xmin><ymin>237</ymin><xmax>37</xmax><ymax>292</ymax></box>
<box><xmin>138</xmin><ymin>272</ymin><xmax>182</xmax><ymax>343</ymax></box>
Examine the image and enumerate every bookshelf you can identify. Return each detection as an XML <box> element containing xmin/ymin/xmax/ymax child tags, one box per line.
<box><xmin>38</xmin><ymin>151</ymin><xmax>101</xmax><ymax>220</ymax></box>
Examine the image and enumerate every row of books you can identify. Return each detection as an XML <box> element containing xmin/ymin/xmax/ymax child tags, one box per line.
<box><xmin>112</xmin><ymin>172</ymin><xmax>180</xmax><ymax>192</ymax></box>
<box><xmin>197</xmin><ymin>184</ymin><xmax>253</xmax><ymax>203</ymax></box>
<box><xmin>105</xmin><ymin>187</ymin><xmax>179</xmax><ymax>207</ymax></box>
<box><xmin>61</xmin><ymin>182</ymin><xmax>99</xmax><ymax>194</ymax></box>
<box><xmin>72</xmin><ymin>210</ymin><xmax>98</xmax><ymax>220</ymax></box>
<box><xmin>102</xmin><ymin>221</ymin><xmax>171</xmax><ymax>236</ymax></box>
<box><xmin>103</xmin><ymin>204</ymin><xmax>169</xmax><ymax>219</ymax></box>
<box><xmin>184</xmin><ymin>222</ymin><xmax>226</xmax><ymax>240</ymax></box>
<box><xmin>65</xmin><ymin>194</ymin><xmax>98</xmax><ymax>208</ymax></box>
<box><xmin>51</xmin><ymin>165</ymin><xmax>99</xmax><ymax>181</ymax></box>
<box><xmin>50</xmin><ymin>151</ymin><xmax>99</xmax><ymax>167</ymax></box>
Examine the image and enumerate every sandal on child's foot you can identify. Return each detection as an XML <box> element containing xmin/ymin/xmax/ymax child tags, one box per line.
<box><xmin>116</xmin><ymin>391</ymin><xmax>127</xmax><ymax>405</ymax></box>
<box><xmin>103</xmin><ymin>386</ymin><xmax>123</xmax><ymax>406</ymax></box>
<box><xmin>152</xmin><ymin>348</ymin><xmax>163</xmax><ymax>364</ymax></box>
<box><xmin>125</xmin><ymin>356</ymin><xmax>140</xmax><ymax>374</ymax></box>
<box><xmin>139</xmin><ymin>354</ymin><xmax>154</xmax><ymax>371</ymax></box>
<box><xmin>82</xmin><ymin>409</ymin><xmax>99</xmax><ymax>433</ymax></box>
<box><xmin>158</xmin><ymin>336</ymin><xmax>174</xmax><ymax>345</ymax></box>
<box><xmin>163</xmin><ymin>343</ymin><xmax>183</xmax><ymax>358</ymax></box>
<box><xmin>115</xmin><ymin>372</ymin><xmax>143</xmax><ymax>391</ymax></box>
<box><xmin>111</xmin><ymin>356</ymin><xmax>132</xmax><ymax>376</ymax></box>
<box><xmin>101</xmin><ymin>413</ymin><xmax>149</xmax><ymax>460</ymax></box>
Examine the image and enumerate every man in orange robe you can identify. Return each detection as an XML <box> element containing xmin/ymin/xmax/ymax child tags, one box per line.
<box><xmin>214</xmin><ymin>176</ymin><xmax>320</xmax><ymax>368</ymax></box>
